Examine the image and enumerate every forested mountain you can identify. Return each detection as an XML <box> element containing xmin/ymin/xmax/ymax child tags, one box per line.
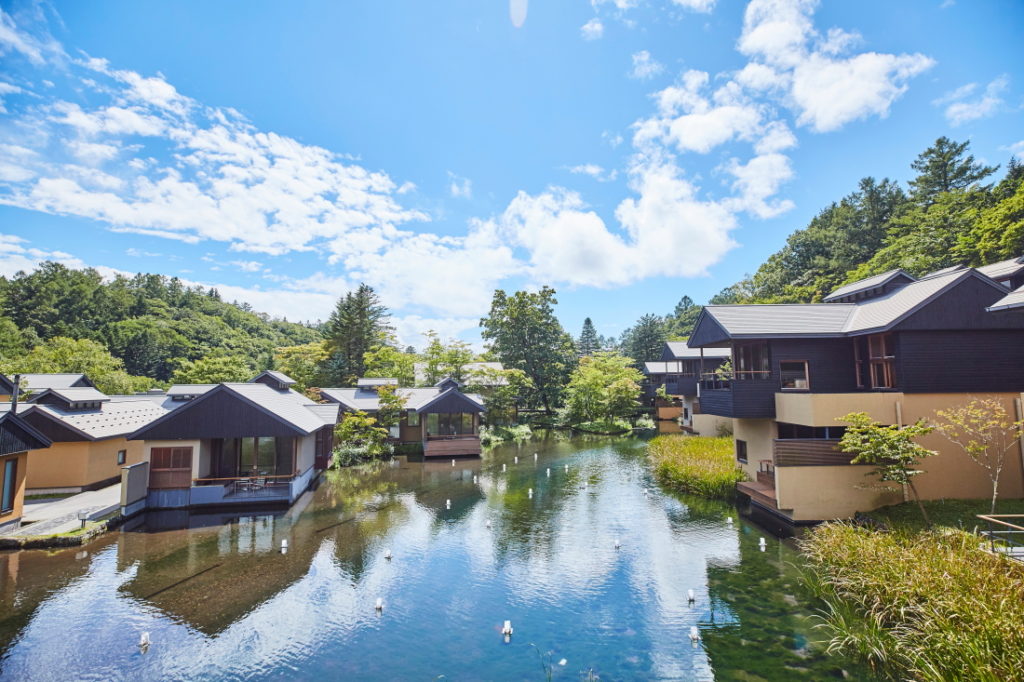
<box><xmin>616</xmin><ymin>137</ymin><xmax>1024</xmax><ymax>362</ymax></box>
<box><xmin>0</xmin><ymin>263</ymin><xmax>321</xmax><ymax>387</ymax></box>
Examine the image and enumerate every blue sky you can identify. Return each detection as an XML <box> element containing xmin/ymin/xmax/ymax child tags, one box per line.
<box><xmin>0</xmin><ymin>0</ymin><xmax>1021</xmax><ymax>348</ymax></box>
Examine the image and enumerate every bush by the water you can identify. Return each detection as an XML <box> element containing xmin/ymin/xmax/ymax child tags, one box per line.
<box><xmin>480</xmin><ymin>424</ymin><xmax>532</xmax><ymax>446</ymax></box>
<box><xmin>648</xmin><ymin>435</ymin><xmax>745</xmax><ymax>499</ymax></box>
<box><xmin>331</xmin><ymin>442</ymin><xmax>391</xmax><ymax>468</ymax></box>
<box><xmin>634</xmin><ymin>414</ymin><xmax>656</xmax><ymax>430</ymax></box>
<box><xmin>573</xmin><ymin>418</ymin><xmax>632</xmax><ymax>435</ymax></box>
<box><xmin>801</xmin><ymin>522</ymin><xmax>1024</xmax><ymax>681</ymax></box>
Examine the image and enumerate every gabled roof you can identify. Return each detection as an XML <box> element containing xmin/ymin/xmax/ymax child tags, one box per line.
<box><xmin>663</xmin><ymin>341</ymin><xmax>730</xmax><ymax>359</ymax></box>
<box><xmin>987</xmin><ymin>284</ymin><xmax>1024</xmax><ymax>313</ymax></box>
<box><xmin>4</xmin><ymin>373</ymin><xmax>97</xmax><ymax>392</ymax></box>
<box><xmin>26</xmin><ymin>386</ymin><xmax>110</xmax><ymax>405</ymax></box>
<box><xmin>356</xmin><ymin>378</ymin><xmax>398</xmax><ymax>388</ymax></box>
<box><xmin>130</xmin><ymin>383</ymin><xmax>332</xmax><ymax>440</ymax></box>
<box><xmin>251</xmin><ymin>370</ymin><xmax>296</xmax><ymax>387</ymax></box>
<box><xmin>977</xmin><ymin>255</ymin><xmax>1024</xmax><ymax>283</ymax></box>
<box><xmin>0</xmin><ymin>411</ymin><xmax>52</xmax><ymax>455</ymax></box>
<box><xmin>166</xmin><ymin>384</ymin><xmax>217</xmax><ymax>398</ymax></box>
<box><xmin>692</xmin><ymin>269</ymin><xmax>1005</xmax><ymax>342</ymax></box>
<box><xmin>823</xmin><ymin>269</ymin><xmax>915</xmax><ymax>303</ymax></box>
<box><xmin>320</xmin><ymin>385</ymin><xmax>485</xmax><ymax>413</ymax></box>
<box><xmin>23</xmin><ymin>397</ymin><xmax>169</xmax><ymax>441</ymax></box>
<box><xmin>414</xmin><ymin>387</ymin><xmax>485</xmax><ymax>414</ymax></box>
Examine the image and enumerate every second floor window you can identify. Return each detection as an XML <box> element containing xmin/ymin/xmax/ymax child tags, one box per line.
<box><xmin>779</xmin><ymin>361</ymin><xmax>809</xmax><ymax>390</ymax></box>
<box><xmin>867</xmin><ymin>333</ymin><xmax>896</xmax><ymax>389</ymax></box>
<box><xmin>734</xmin><ymin>341</ymin><xmax>770</xmax><ymax>380</ymax></box>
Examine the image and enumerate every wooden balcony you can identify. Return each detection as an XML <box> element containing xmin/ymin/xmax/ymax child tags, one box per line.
<box><xmin>772</xmin><ymin>439</ymin><xmax>853</xmax><ymax>466</ymax></box>
<box><xmin>737</xmin><ymin>480</ymin><xmax>778</xmax><ymax>511</ymax></box>
<box><xmin>699</xmin><ymin>374</ymin><xmax>777</xmax><ymax>419</ymax></box>
<box><xmin>424</xmin><ymin>435</ymin><xmax>481</xmax><ymax>458</ymax></box>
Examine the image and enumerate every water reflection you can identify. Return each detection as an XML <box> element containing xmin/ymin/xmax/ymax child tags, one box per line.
<box><xmin>0</xmin><ymin>434</ymin><xmax>863</xmax><ymax>681</ymax></box>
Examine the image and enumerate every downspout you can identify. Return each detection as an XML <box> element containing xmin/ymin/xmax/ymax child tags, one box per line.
<box><xmin>1016</xmin><ymin>396</ymin><xmax>1024</xmax><ymax>498</ymax></box>
<box><xmin>11</xmin><ymin>374</ymin><xmax>19</xmax><ymax>412</ymax></box>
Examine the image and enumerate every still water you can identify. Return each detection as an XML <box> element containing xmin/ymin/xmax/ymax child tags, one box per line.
<box><xmin>0</xmin><ymin>434</ymin><xmax>861</xmax><ymax>681</ymax></box>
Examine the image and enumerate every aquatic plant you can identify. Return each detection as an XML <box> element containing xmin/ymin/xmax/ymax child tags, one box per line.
<box><xmin>647</xmin><ymin>435</ymin><xmax>745</xmax><ymax>499</ymax></box>
<box><xmin>801</xmin><ymin>522</ymin><xmax>1024</xmax><ymax>681</ymax></box>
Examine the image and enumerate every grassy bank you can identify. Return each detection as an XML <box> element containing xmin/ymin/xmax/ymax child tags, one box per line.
<box><xmin>802</xmin><ymin>517</ymin><xmax>1024</xmax><ymax>681</ymax></box>
<box><xmin>648</xmin><ymin>435</ymin><xmax>745</xmax><ymax>499</ymax></box>
<box><xmin>480</xmin><ymin>424</ymin><xmax>532</xmax><ymax>446</ymax></box>
<box><xmin>865</xmin><ymin>497</ymin><xmax>1024</xmax><ymax>532</ymax></box>
<box><xmin>572</xmin><ymin>418</ymin><xmax>632</xmax><ymax>435</ymax></box>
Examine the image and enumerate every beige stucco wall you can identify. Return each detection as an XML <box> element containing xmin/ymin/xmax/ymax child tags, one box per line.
<box><xmin>775</xmin><ymin>391</ymin><xmax>903</xmax><ymax>427</ymax></box>
<box><xmin>771</xmin><ymin>392</ymin><xmax>1024</xmax><ymax>521</ymax></box>
<box><xmin>733</xmin><ymin>418</ymin><xmax>776</xmax><ymax>480</ymax></box>
<box><xmin>691</xmin><ymin>413</ymin><xmax>732</xmax><ymax>438</ymax></box>
<box><xmin>26</xmin><ymin>438</ymin><xmax>144</xmax><ymax>491</ymax></box>
<box><xmin>776</xmin><ymin>465</ymin><xmax>904</xmax><ymax>521</ymax></box>
<box><xmin>297</xmin><ymin>433</ymin><xmax>315</xmax><ymax>473</ymax></box>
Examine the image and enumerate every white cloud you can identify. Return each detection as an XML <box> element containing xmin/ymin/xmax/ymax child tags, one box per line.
<box><xmin>1003</xmin><ymin>140</ymin><xmax>1024</xmax><ymax>160</ymax></box>
<box><xmin>721</xmin><ymin>152</ymin><xmax>795</xmax><ymax>218</ymax></box>
<box><xmin>448</xmin><ymin>172</ymin><xmax>472</xmax><ymax>199</ymax></box>
<box><xmin>936</xmin><ymin>75</ymin><xmax>1008</xmax><ymax>126</ymax></box>
<box><xmin>737</xmin><ymin>0</ymin><xmax>934</xmax><ymax>132</ymax></box>
<box><xmin>630</xmin><ymin>50</ymin><xmax>664</xmax><ymax>80</ymax></box>
<box><xmin>567</xmin><ymin>164</ymin><xmax>618</xmax><ymax>182</ymax></box>
<box><xmin>670</xmin><ymin>0</ymin><xmax>717</xmax><ymax>11</ymax></box>
<box><xmin>581</xmin><ymin>17</ymin><xmax>604</xmax><ymax>40</ymax></box>
<box><xmin>230</xmin><ymin>260</ymin><xmax>264</xmax><ymax>273</ymax></box>
<box><xmin>0</xmin><ymin>8</ymin><xmax>63</xmax><ymax>65</ymax></box>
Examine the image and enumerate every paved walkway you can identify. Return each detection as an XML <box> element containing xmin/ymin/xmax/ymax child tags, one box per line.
<box><xmin>13</xmin><ymin>484</ymin><xmax>122</xmax><ymax>536</ymax></box>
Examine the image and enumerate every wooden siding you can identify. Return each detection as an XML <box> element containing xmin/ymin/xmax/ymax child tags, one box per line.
<box><xmin>768</xmin><ymin>338</ymin><xmax>860</xmax><ymax>393</ymax></box>
<box><xmin>424</xmin><ymin>437</ymin><xmax>481</xmax><ymax>457</ymax></box>
<box><xmin>773</xmin><ymin>439</ymin><xmax>855</xmax><ymax>466</ymax></box>
<box><xmin>23</xmin><ymin>411</ymin><xmax>89</xmax><ymax>443</ymax></box>
<box><xmin>894</xmin><ymin>274</ymin><xmax>1024</xmax><ymax>333</ymax></box>
<box><xmin>136</xmin><ymin>390</ymin><xmax>305</xmax><ymax>440</ymax></box>
<box><xmin>0</xmin><ymin>416</ymin><xmax>50</xmax><ymax>456</ymax></box>
<box><xmin>898</xmin><ymin>330</ymin><xmax>1024</xmax><ymax>392</ymax></box>
<box><xmin>699</xmin><ymin>381</ymin><xmax>777</xmax><ymax>418</ymax></box>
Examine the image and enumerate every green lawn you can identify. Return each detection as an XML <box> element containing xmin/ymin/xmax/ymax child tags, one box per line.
<box><xmin>865</xmin><ymin>497</ymin><xmax>1024</xmax><ymax>532</ymax></box>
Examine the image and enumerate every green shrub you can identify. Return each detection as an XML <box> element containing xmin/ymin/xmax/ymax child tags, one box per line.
<box><xmin>802</xmin><ymin>523</ymin><xmax>1024</xmax><ymax>681</ymax></box>
<box><xmin>634</xmin><ymin>414</ymin><xmax>656</xmax><ymax>430</ymax></box>
<box><xmin>480</xmin><ymin>423</ymin><xmax>532</xmax><ymax>446</ymax></box>
<box><xmin>573</xmin><ymin>418</ymin><xmax>632</xmax><ymax>434</ymax></box>
<box><xmin>648</xmin><ymin>435</ymin><xmax>745</xmax><ymax>499</ymax></box>
<box><xmin>331</xmin><ymin>442</ymin><xmax>392</xmax><ymax>468</ymax></box>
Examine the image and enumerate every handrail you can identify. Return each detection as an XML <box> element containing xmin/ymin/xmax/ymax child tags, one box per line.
<box><xmin>977</xmin><ymin>514</ymin><xmax>1024</xmax><ymax>561</ymax></box>
<box><xmin>192</xmin><ymin>474</ymin><xmax>295</xmax><ymax>483</ymax></box>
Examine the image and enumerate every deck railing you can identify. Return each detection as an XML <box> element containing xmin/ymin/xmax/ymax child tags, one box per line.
<box><xmin>700</xmin><ymin>370</ymin><xmax>772</xmax><ymax>390</ymax></box>
<box><xmin>977</xmin><ymin>514</ymin><xmax>1024</xmax><ymax>562</ymax></box>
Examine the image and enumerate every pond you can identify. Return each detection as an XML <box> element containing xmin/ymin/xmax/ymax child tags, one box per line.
<box><xmin>0</xmin><ymin>434</ymin><xmax>865</xmax><ymax>681</ymax></box>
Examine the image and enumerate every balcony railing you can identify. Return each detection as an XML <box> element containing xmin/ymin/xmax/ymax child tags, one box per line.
<box><xmin>977</xmin><ymin>515</ymin><xmax>1024</xmax><ymax>562</ymax></box>
<box><xmin>700</xmin><ymin>370</ymin><xmax>772</xmax><ymax>391</ymax></box>
<box><xmin>772</xmin><ymin>439</ymin><xmax>854</xmax><ymax>466</ymax></box>
<box><xmin>698</xmin><ymin>372</ymin><xmax>777</xmax><ymax>418</ymax></box>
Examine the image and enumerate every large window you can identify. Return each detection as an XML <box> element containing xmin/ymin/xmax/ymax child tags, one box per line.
<box><xmin>735</xmin><ymin>342</ymin><xmax>770</xmax><ymax>380</ymax></box>
<box><xmin>239</xmin><ymin>437</ymin><xmax>289</xmax><ymax>475</ymax></box>
<box><xmin>867</xmin><ymin>333</ymin><xmax>896</xmax><ymax>389</ymax></box>
<box><xmin>407</xmin><ymin>410</ymin><xmax>420</xmax><ymax>427</ymax></box>
<box><xmin>779</xmin><ymin>361</ymin><xmax>809</xmax><ymax>390</ymax></box>
<box><xmin>425</xmin><ymin>412</ymin><xmax>476</xmax><ymax>436</ymax></box>
<box><xmin>1</xmin><ymin>458</ymin><xmax>17</xmax><ymax>513</ymax></box>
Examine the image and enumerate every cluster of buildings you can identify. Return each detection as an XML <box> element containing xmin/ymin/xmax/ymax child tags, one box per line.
<box><xmin>0</xmin><ymin>370</ymin><xmax>488</xmax><ymax>534</ymax></box>
<box><xmin>646</xmin><ymin>257</ymin><xmax>1024</xmax><ymax>527</ymax></box>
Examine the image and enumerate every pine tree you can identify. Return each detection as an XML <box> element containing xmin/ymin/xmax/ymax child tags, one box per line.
<box><xmin>908</xmin><ymin>136</ymin><xmax>997</xmax><ymax>205</ymax></box>
<box><xmin>323</xmin><ymin>284</ymin><xmax>392</xmax><ymax>385</ymax></box>
<box><xmin>577</xmin><ymin>317</ymin><xmax>600</xmax><ymax>357</ymax></box>
<box><xmin>620</xmin><ymin>314</ymin><xmax>666</xmax><ymax>365</ymax></box>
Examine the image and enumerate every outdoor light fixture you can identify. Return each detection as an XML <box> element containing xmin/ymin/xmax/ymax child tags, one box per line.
<box><xmin>77</xmin><ymin>509</ymin><xmax>88</xmax><ymax>529</ymax></box>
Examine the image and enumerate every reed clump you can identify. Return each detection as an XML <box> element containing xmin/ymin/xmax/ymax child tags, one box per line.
<box><xmin>801</xmin><ymin>522</ymin><xmax>1024</xmax><ymax>682</ymax></box>
<box><xmin>648</xmin><ymin>435</ymin><xmax>745</xmax><ymax>499</ymax></box>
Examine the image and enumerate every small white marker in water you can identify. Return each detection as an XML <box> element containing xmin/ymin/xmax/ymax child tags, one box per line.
<box><xmin>689</xmin><ymin>626</ymin><xmax>701</xmax><ymax>642</ymax></box>
<box><xmin>688</xmin><ymin>589</ymin><xmax>695</xmax><ymax>603</ymax></box>
<box><xmin>486</xmin><ymin>519</ymin><xmax>492</xmax><ymax>529</ymax></box>
<box><xmin>514</xmin><ymin>456</ymin><xmax>518</xmax><ymax>464</ymax></box>
<box><xmin>726</xmin><ymin>517</ymin><xmax>733</xmax><ymax>525</ymax></box>
<box><xmin>564</xmin><ymin>464</ymin><xmax>569</xmax><ymax>473</ymax></box>
<box><xmin>139</xmin><ymin>632</ymin><xmax>150</xmax><ymax>650</ymax></box>
<box><xmin>446</xmin><ymin>499</ymin><xmax>451</xmax><ymax>510</ymax></box>
<box><xmin>759</xmin><ymin>537</ymin><xmax>767</xmax><ymax>551</ymax></box>
<box><xmin>534</xmin><ymin>452</ymin><xmax>538</xmax><ymax>460</ymax></box>
<box><xmin>558</xmin><ymin>658</ymin><xmax>567</xmax><ymax>666</ymax></box>
<box><xmin>452</xmin><ymin>458</ymin><xmax>456</xmax><ymax>466</ymax></box>
<box><xmin>473</xmin><ymin>475</ymin><xmax>478</xmax><ymax>484</ymax></box>
<box><xmin>375</xmin><ymin>597</ymin><xmax>384</xmax><ymax>611</ymax></box>
<box><xmin>614</xmin><ymin>537</ymin><xmax>621</xmax><ymax>549</ymax></box>
<box><xmin>280</xmin><ymin>539</ymin><xmax>289</xmax><ymax>554</ymax></box>
<box><xmin>502</xmin><ymin>463</ymin><xmax>507</xmax><ymax>472</ymax></box>
<box><xmin>502</xmin><ymin>620</ymin><xmax>514</xmax><ymax>638</ymax></box>
<box><xmin>384</xmin><ymin>548</ymin><xmax>392</xmax><ymax>561</ymax></box>
<box><xmin>528</xmin><ymin>488</ymin><xmax>533</xmax><ymax>499</ymax></box>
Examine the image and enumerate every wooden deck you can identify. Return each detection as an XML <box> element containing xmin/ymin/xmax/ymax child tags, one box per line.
<box><xmin>424</xmin><ymin>437</ymin><xmax>481</xmax><ymax>458</ymax></box>
<box><xmin>737</xmin><ymin>480</ymin><xmax>778</xmax><ymax>511</ymax></box>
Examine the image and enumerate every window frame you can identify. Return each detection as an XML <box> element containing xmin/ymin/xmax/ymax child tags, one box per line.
<box><xmin>116</xmin><ymin>449</ymin><xmax>126</xmax><ymax>466</ymax></box>
<box><xmin>867</xmin><ymin>333</ymin><xmax>897</xmax><ymax>389</ymax></box>
<box><xmin>1</xmin><ymin>457</ymin><xmax>17</xmax><ymax>514</ymax></box>
<box><xmin>735</xmin><ymin>439</ymin><xmax>748</xmax><ymax>463</ymax></box>
<box><xmin>778</xmin><ymin>360</ymin><xmax>810</xmax><ymax>391</ymax></box>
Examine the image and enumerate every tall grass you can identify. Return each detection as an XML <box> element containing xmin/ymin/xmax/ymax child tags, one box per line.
<box><xmin>801</xmin><ymin>523</ymin><xmax>1024</xmax><ymax>681</ymax></box>
<box><xmin>648</xmin><ymin>435</ymin><xmax>745</xmax><ymax>499</ymax></box>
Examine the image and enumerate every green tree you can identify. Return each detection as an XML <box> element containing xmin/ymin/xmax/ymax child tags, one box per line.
<box><xmin>274</xmin><ymin>341</ymin><xmax>329</xmax><ymax>391</ymax></box>
<box><xmin>465</xmin><ymin>366</ymin><xmax>533</xmax><ymax>425</ymax></box>
<box><xmin>666</xmin><ymin>295</ymin><xmax>703</xmax><ymax>337</ymax></box>
<box><xmin>334</xmin><ymin>410</ymin><xmax>388</xmax><ymax>456</ymax></box>
<box><xmin>103</xmin><ymin>317</ymin><xmax>190</xmax><ymax>381</ymax></box>
<box><xmin>323</xmin><ymin>284</ymin><xmax>392</xmax><ymax>385</ymax></box>
<box><xmin>419</xmin><ymin>331</ymin><xmax>474</xmax><ymax>385</ymax></box>
<box><xmin>908</xmin><ymin>136</ymin><xmax>998</xmax><ymax>205</ymax></box>
<box><xmin>171</xmin><ymin>354</ymin><xmax>253</xmax><ymax>384</ymax></box>
<box><xmin>563</xmin><ymin>351</ymin><xmax>643</xmax><ymax>424</ymax></box>
<box><xmin>375</xmin><ymin>384</ymin><xmax>408</xmax><ymax>432</ymax></box>
<box><xmin>958</xmin><ymin>179</ymin><xmax>1024</xmax><ymax>265</ymax></box>
<box><xmin>1</xmin><ymin>336</ymin><xmax>154</xmax><ymax>395</ymax></box>
<box><xmin>837</xmin><ymin>412</ymin><xmax>937</xmax><ymax>527</ymax></box>
<box><xmin>480</xmin><ymin>287</ymin><xmax>575</xmax><ymax>413</ymax></box>
<box><xmin>577</xmin><ymin>317</ymin><xmax>601</xmax><ymax>357</ymax></box>
<box><xmin>620</xmin><ymin>314</ymin><xmax>666</xmax><ymax>364</ymax></box>
<box><xmin>935</xmin><ymin>398</ymin><xmax>1024</xmax><ymax>514</ymax></box>
<box><xmin>363</xmin><ymin>342</ymin><xmax>416</xmax><ymax>386</ymax></box>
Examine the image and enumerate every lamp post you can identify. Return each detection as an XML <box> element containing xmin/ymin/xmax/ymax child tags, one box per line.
<box><xmin>77</xmin><ymin>509</ymin><xmax>88</xmax><ymax>529</ymax></box>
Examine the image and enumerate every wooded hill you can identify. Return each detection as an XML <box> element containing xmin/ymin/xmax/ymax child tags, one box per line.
<box><xmin>0</xmin><ymin>264</ymin><xmax>321</xmax><ymax>389</ymax></box>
